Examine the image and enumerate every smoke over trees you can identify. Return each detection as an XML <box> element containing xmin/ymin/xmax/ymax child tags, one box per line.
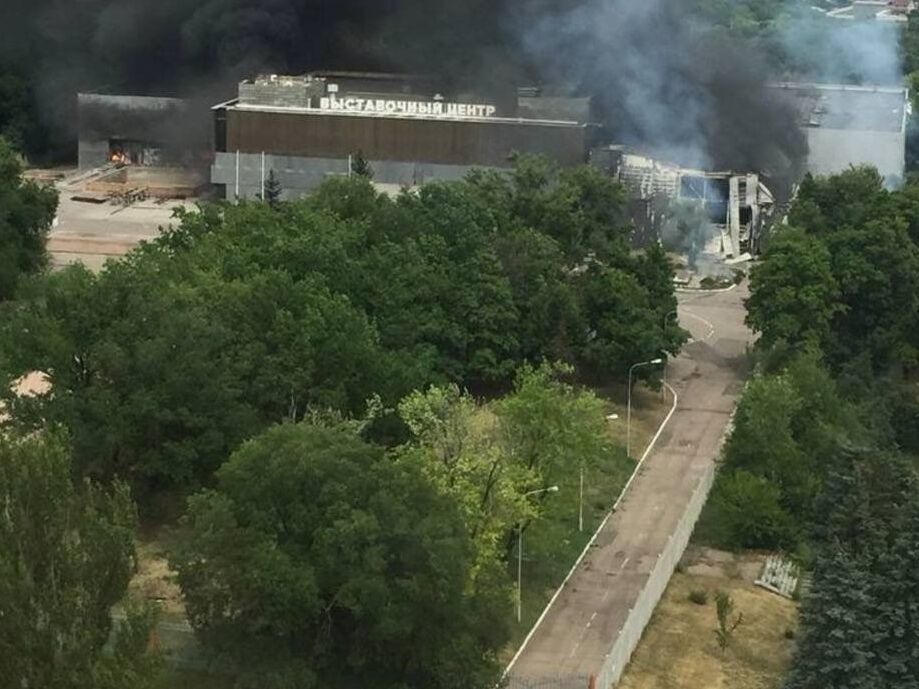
<box><xmin>0</xmin><ymin>0</ymin><xmax>899</xmax><ymax>179</ymax></box>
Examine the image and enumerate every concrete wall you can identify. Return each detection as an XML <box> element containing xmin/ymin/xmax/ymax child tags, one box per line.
<box><xmin>78</xmin><ymin>139</ymin><xmax>111</xmax><ymax>170</ymax></box>
<box><xmin>806</xmin><ymin>127</ymin><xmax>906</xmax><ymax>186</ymax></box>
<box><xmin>595</xmin><ymin>463</ymin><xmax>717</xmax><ymax>688</ymax></box>
<box><xmin>238</xmin><ymin>78</ymin><xmax>323</xmax><ymax>109</ymax></box>
<box><xmin>211</xmin><ymin>151</ymin><xmax>484</xmax><ymax>199</ymax></box>
<box><xmin>77</xmin><ymin>93</ymin><xmax>188</xmax><ymax>170</ymax></box>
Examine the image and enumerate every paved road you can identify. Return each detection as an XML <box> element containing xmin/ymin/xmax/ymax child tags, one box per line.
<box><xmin>506</xmin><ymin>286</ymin><xmax>752</xmax><ymax>685</ymax></box>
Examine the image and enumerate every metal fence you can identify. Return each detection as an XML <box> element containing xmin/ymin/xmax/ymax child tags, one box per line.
<box><xmin>593</xmin><ymin>462</ymin><xmax>717</xmax><ymax>689</ymax></box>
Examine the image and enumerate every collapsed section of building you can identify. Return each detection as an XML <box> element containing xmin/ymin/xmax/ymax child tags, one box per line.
<box><xmin>210</xmin><ymin>72</ymin><xmax>596</xmax><ymax>199</ymax></box>
<box><xmin>591</xmin><ymin>147</ymin><xmax>775</xmax><ymax>259</ymax></box>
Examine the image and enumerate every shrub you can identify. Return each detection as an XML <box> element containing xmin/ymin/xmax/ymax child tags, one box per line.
<box><xmin>688</xmin><ymin>589</ymin><xmax>709</xmax><ymax>605</ymax></box>
<box><xmin>708</xmin><ymin>470</ymin><xmax>800</xmax><ymax>551</ymax></box>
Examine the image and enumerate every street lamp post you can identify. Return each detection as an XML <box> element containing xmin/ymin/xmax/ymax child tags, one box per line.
<box><xmin>627</xmin><ymin>358</ymin><xmax>664</xmax><ymax>458</ymax></box>
<box><xmin>583</xmin><ymin>414</ymin><xmax>619</xmax><ymax>533</ymax></box>
<box><xmin>517</xmin><ymin>485</ymin><xmax>560</xmax><ymax>623</ymax></box>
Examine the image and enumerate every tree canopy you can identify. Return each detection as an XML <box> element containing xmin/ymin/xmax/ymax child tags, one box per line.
<box><xmin>0</xmin><ymin>158</ymin><xmax>683</xmax><ymax>507</ymax></box>
<box><xmin>0</xmin><ymin>136</ymin><xmax>57</xmax><ymax>300</ymax></box>
<box><xmin>172</xmin><ymin>421</ymin><xmax>510</xmax><ymax>689</ymax></box>
<box><xmin>0</xmin><ymin>431</ymin><xmax>158</xmax><ymax>689</ymax></box>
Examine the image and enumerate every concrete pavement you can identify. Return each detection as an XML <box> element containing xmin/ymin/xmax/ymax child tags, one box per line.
<box><xmin>506</xmin><ymin>286</ymin><xmax>751</xmax><ymax>686</ymax></box>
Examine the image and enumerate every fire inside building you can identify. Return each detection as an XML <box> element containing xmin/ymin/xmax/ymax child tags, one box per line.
<box><xmin>77</xmin><ymin>93</ymin><xmax>189</xmax><ymax>169</ymax></box>
<box><xmin>210</xmin><ymin>72</ymin><xmax>595</xmax><ymax>199</ymax></box>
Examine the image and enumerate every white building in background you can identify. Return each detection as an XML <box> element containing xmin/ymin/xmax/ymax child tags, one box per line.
<box><xmin>826</xmin><ymin>1</ymin><xmax>912</xmax><ymax>22</ymax></box>
<box><xmin>772</xmin><ymin>82</ymin><xmax>910</xmax><ymax>187</ymax></box>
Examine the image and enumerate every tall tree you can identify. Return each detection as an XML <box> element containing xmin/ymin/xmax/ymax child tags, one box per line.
<box><xmin>0</xmin><ymin>136</ymin><xmax>57</xmax><ymax>300</ymax></box>
<box><xmin>746</xmin><ymin>228</ymin><xmax>841</xmax><ymax>351</ymax></box>
<box><xmin>172</xmin><ymin>422</ymin><xmax>510</xmax><ymax>689</ymax></box>
<box><xmin>0</xmin><ymin>431</ymin><xmax>158</xmax><ymax>689</ymax></box>
<box><xmin>785</xmin><ymin>547</ymin><xmax>883</xmax><ymax>689</ymax></box>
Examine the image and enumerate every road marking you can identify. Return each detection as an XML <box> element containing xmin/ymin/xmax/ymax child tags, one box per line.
<box><xmin>620</xmin><ymin>558</ymin><xmax>629</xmax><ymax>570</ymax></box>
<box><xmin>681</xmin><ymin>309</ymin><xmax>716</xmax><ymax>342</ymax></box>
<box><xmin>503</xmin><ymin>380</ymin><xmax>681</xmax><ymax>677</ymax></box>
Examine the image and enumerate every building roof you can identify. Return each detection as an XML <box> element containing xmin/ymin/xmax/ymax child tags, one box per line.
<box><xmin>771</xmin><ymin>83</ymin><xmax>909</xmax><ymax>133</ymax></box>
<box><xmin>222</xmin><ymin>99</ymin><xmax>585</xmax><ymax>127</ymax></box>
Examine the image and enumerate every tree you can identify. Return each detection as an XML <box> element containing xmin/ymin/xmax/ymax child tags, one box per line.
<box><xmin>577</xmin><ymin>265</ymin><xmax>664</xmax><ymax>381</ymax></box>
<box><xmin>746</xmin><ymin>228</ymin><xmax>841</xmax><ymax>351</ymax></box>
<box><xmin>0</xmin><ymin>431</ymin><xmax>158</xmax><ymax>689</ymax></box>
<box><xmin>495</xmin><ymin>363</ymin><xmax>611</xmax><ymax>497</ymax></box>
<box><xmin>713</xmin><ymin>590</ymin><xmax>743</xmax><ymax>652</ymax></box>
<box><xmin>706</xmin><ymin>470</ymin><xmax>798</xmax><ymax>551</ymax></box>
<box><xmin>0</xmin><ymin>136</ymin><xmax>57</xmax><ymax>300</ymax></box>
<box><xmin>824</xmin><ymin>220</ymin><xmax>919</xmax><ymax>371</ymax></box>
<box><xmin>788</xmin><ymin>167</ymin><xmax>889</xmax><ymax>238</ymax></box>
<box><xmin>350</xmin><ymin>149</ymin><xmax>373</xmax><ymax>179</ymax></box>
<box><xmin>263</xmin><ymin>169</ymin><xmax>283</xmax><ymax>205</ymax></box>
<box><xmin>785</xmin><ymin>548</ymin><xmax>883</xmax><ymax>689</ymax></box>
<box><xmin>172</xmin><ymin>422</ymin><xmax>510</xmax><ymax>689</ymax></box>
<box><xmin>0</xmin><ymin>251</ymin><xmax>386</xmax><ymax>503</ymax></box>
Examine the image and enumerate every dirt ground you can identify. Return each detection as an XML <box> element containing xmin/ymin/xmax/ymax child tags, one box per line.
<box><xmin>131</xmin><ymin>529</ymin><xmax>186</xmax><ymax>618</ymax></box>
<box><xmin>618</xmin><ymin>548</ymin><xmax>798</xmax><ymax>689</ymax></box>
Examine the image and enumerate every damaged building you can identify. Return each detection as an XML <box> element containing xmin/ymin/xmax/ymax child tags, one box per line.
<box><xmin>211</xmin><ymin>72</ymin><xmax>596</xmax><ymax>199</ymax></box>
<box><xmin>77</xmin><ymin>93</ymin><xmax>194</xmax><ymax>169</ymax></box>
<box><xmin>591</xmin><ymin>147</ymin><xmax>775</xmax><ymax>258</ymax></box>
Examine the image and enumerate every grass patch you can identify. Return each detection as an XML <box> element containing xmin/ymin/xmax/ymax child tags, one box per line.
<box><xmin>618</xmin><ymin>572</ymin><xmax>797</xmax><ymax>688</ymax></box>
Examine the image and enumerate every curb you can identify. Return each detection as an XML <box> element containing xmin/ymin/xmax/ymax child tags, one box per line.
<box><xmin>503</xmin><ymin>381</ymin><xmax>680</xmax><ymax>677</ymax></box>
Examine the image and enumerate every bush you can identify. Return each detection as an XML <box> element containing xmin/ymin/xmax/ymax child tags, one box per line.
<box><xmin>785</xmin><ymin>627</ymin><xmax>797</xmax><ymax>640</ymax></box>
<box><xmin>706</xmin><ymin>470</ymin><xmax>800</xmax><ymax>551</ymax></box>
<box><xmin>688</xmin><ymin>589</ymin><xmax>709</xmax><ymax>605</ymax></box>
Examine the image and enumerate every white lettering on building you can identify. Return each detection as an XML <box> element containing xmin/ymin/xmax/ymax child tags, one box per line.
<box><xmin>320</xmin><ymin>94</ymin><xmax>498</xmax><ymax>119</ymax></box>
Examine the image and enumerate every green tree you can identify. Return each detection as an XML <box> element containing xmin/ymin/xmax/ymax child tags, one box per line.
<box><xmin>824</xmin><ymin>220</ymin><xmax>919</xmax><ymax>370</ymax></box>
<box><xmin>495</xmin><ymin>363</ymin><xmax>611</xmax><ymax>497</ymax></box>
<box><xmin>746</xmin><ymin>228</ymin><xmax>841</xmax><ymax>351</ymax></box>
<box><xmin>172</xmin><ymin>422</ymin><xmax>510</xmax><ymax>689</ymax></box>
<box><xmin>263</xmin><ymin>169</ymin><xmax>283</xmax><ymax>205</ymax></box>
<box><xmin>713</xmin><ymin>590</ymin><xmax>743</xmax><ymax>652</ymax></box>
<box><xmin>0</xmin><ymin>431</ymin><xmax>158</xmax><ymax>689</ymax></box>
<box><xmin>350</xmin><ymin>150</ymin><xmax>373</xmax><ymax>179</ymax></box>
<box><xmin>0</xmin><ymin>66</ymin><xmax>42</xmax><ymax>155</ymax></box>
<box><xmin>706</xmin><ymin>470</ymin><xmax>798</xmax><ymax>550</ymax></box>
<box><xmin>785</xmin><ymin>547</ymin><xmax>883</xmax><ymax>689</ymax></box>
<box><xmin>577</xmin><ymin>265</ymin><xmax>663</xmax><ymax>381</ymax></box>
<box><xmin>0</xmin><ymin>136</ymin><xmax>57</xmax><ymax>300</ymax></box>
<box><xmin>0</xmin><ymin>251</ymin><xmax>386</xmax><ymax>502</ymax></box>
<box><xmin>788</xmin><ymin>167</ymin><xmax>889</xmax><ymax>237</ymax></box>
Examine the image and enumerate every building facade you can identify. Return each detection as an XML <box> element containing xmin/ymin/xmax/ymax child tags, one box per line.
<box><xmin>77</xmin><ymin>93</ymin><xmax>188</xmax><ymax>170</ymax></box>
<box><xmin>211</xmin><ymin>73</ymin><xmax>593</xmax><ymax>200</ymax></box>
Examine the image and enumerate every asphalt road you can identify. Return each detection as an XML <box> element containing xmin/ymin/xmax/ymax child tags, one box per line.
<box><xmin>506</xmin><ymin>285</ymin><xmax>752</xmax><ymax>685</ymax></box>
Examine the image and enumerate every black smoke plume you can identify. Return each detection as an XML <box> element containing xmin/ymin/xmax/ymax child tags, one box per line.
<box><xmin>0</xmin><ymin>0</ymin><xmax>889</xmax><ymax>187</ymax></box>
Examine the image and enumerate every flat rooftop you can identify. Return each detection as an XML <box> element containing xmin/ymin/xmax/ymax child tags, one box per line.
<box><xmin>222</xmin><ymin>99</ymin><xmax>585</xmax><ymax>127</ymax></box>
<box><xmin>771</xmin><ymin>82</ymin><xmax>908</xmax><ymax>133</ymax></box>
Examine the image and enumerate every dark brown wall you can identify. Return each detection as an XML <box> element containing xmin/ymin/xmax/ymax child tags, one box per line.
<box><xmin>225</xmin><ymin>110</ymin><xmax>587</xmax><ymax>167</ymax></box>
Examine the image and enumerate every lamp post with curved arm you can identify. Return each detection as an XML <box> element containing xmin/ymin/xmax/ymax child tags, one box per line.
<box><xmin>517</xmin><ymin>485</ymin><xmax>560</xmax><ymax>622</ymax></box>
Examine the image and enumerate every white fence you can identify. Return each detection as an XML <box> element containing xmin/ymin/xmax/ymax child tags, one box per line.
<box><xmin>593</xmin><ymin>462</ymin><xmax>717</xmax><ymax>688</ymax></box>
